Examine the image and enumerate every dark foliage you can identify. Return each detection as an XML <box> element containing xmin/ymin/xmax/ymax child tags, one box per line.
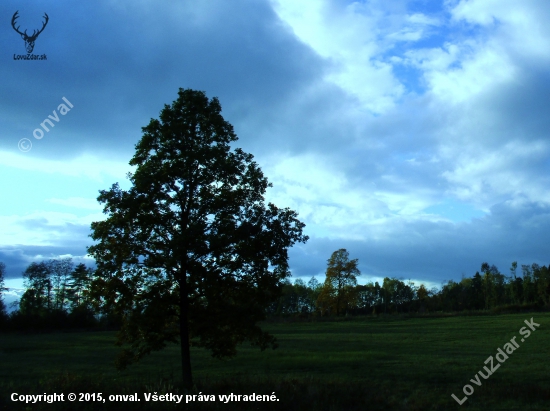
<box><xmin>87</xmin><ymin>88</ymin><xmax>308</xmax><ymax>388</ymax></box>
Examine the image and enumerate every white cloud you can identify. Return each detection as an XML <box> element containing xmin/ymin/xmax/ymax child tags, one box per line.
<box><xmin>0</xmin><ymin>211</ymin><xmax>102</xmax><ymax>246</ymax></box>
<box><xmin>408</xmin><ymin>13</ymin><xmax>441</xmax><ymax>27</ymax></box>
<box><xmin>270</xmin><ymin>0</ymin><xmax>410</xmax><ymax>113</ymax></box>
<box><xmin>46</xmin><ymin>197</ymin><xmax>104</xmax><ymax>211</ymax></box>
<box><xmin>450</xmin><ymin>0</ymin><xmax>550</xmax><ymax>62</ymax></box>
<box><xmin>441</xmin><ymin>140</ymin><xmax>550</xmax><ymax>206</ymax></box>
<box><xmin>401</xmin><ymin>38</ymin><xmax>517</xmax><ymax>105</ymax></box>
<box><xmin>263</xmin><ymin>152</ymin><xmax>445</xmax><ymax>241</ymax></box>
<box><xmin>0</xmin><ymin>150</ymin><xmax>134</xmax><ymax>184</ymax></box>
<box><xmin>388</xmin><ymin>13</ymin><xmax>441</xmax><ymax>42</ymax></box>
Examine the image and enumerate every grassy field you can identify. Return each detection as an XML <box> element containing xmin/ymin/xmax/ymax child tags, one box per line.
<box><xmin>1</xmin><ymin>312</ymin><xmax>549</xmax><ymax>410</ymax></box>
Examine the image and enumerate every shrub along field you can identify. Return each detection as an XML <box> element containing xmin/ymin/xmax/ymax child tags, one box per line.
<box><xmin>1</xmin><ymin>312</ymin><xmax>549</xmax><ymax>410</ymax></box>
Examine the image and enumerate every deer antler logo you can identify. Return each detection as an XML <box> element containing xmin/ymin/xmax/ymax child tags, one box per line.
<box><xmin>11</xmin><ymin>11</ymin><xmax>49</xmax><ymax>54</ymax></box>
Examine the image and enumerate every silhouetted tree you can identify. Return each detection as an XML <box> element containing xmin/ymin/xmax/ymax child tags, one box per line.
<box><xmin>21</xmin><ymin>262</ymin><xmax>52</xmax><ymax>315</ymax></box>
<box><xmin>274</xmin><ymin>279</ymin><xmax>299</xmax><ymax>314</ymax></box>
<box><xmin>293</xmin><ymin>279</ymin><xmax>311</xmax><ymax>313</ymax></box>
<box><xmin>68</xmin><ymin>263</ymin><xmax>94</xmax><ymax>309</ymax></box>
<box><xmin>383</xmin><ymin>277</ymin><xmax>410</xmax><ymax>312</ymax></box>
<box><xmin>48</xmin><ymin>258</ymin><xmax>74</xmax><ymax>311</ymax></box>
<box><xmin>507</xmin><ymin>262</ymin><xmax>523</xmax><ymax>305</ymax></box>
<box><xmin>470</xmin><ymin>272</ymin><xmax>484</xmax><ymax>309</ymax></box>
<box><xmin>440</xmin><ymin>280</ymin><xmax>465</xmax><ymax>311</ymax></box>
<box><xmin>88</xmin><ymin>88</ymin><xmax>308</xmax><ymax>388</ymax></box>
<box><xmin>508</xmin><ymin>261</ymin><xmax>518</xmax><ymax>304</ymax></box>
<box><xmin>306</xmin><ymin>277</ymin><xmax>321</xmax><ymax>312</ymax></box>
<box><xmin>416</xmin><ymin>283</ymin><xmax>428</xmax><ymax>312</ymax></box>
<box><xmin>356</xmin><ymin>282</ymin><xmax>382</xmax><ymax>313</ymax></box>
<box><xmin>0</xmin><ymin>262</ymin><xmax>7</xmax><ymax>323</ymax></box>
<box><xmin>533</xmin><ymin>264</ymin><xmax>550</xmax><ymax>306</ymax></box>
<box><xmin>522</xmin><ymin>264</ymin><xmax>537</xmax><ymax>304</ymax></box>
<box><xmin>481</xmin><ymin>263</ymin><xmax>505</xmax><ymax>309</ymax></box>
<box><xmin>65</xmin><ymin>263</ymin><xmax>97</xmax><ymax>328</ymax></box>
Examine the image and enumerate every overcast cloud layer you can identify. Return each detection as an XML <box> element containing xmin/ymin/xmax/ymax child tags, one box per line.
<box><xmin>2</xmin><ymin>0</ymin><xmax>550</xmax><ymax>305</ymax></box>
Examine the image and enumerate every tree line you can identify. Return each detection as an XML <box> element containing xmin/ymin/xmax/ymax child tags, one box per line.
<box><xmin>0</xmin><ymin>258</ymin><xmax>120</xmax><ymax>330</ymax></box>
<box><xmin>268</xmin><ymin>250</ymin><xmax>550</xmax><ymax>316</ymax></box>
<box><xmin>2</xmin><ymin>253</ymin><xmax>549</xmax><ymax>331</ymax></box>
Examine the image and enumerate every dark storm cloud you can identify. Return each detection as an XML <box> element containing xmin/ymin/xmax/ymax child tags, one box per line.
<box><xmin>0</xmin><ymin>214</ymin><xmax>95</xmax><ymax>279</ymax></box>
<box><xmin>1</xmin><ymin>0</ymin><xmax>326</xmax><ymax>160</ymax></box>
<box><xmin>483</xmin><ymin>67</ymin><xmax>550</xmax><ymax>146</ymax></box>
<box><xmin>17</xmin><ymin>217</ymin><xmax>92</xmax><ymax>242</ymax></box>
<box><xmin>0</xmin><ymin>243</ymin><xmax>93</xmax><ymax>280</ymax></box>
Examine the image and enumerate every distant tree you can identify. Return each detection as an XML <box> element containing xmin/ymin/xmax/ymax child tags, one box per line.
<box><xmin>416</xmin><ymin>284</ymin><xmax>428</xmax><ymax>312</ymax></box>
<box><xmin>293</xmin><ymin>279</ymin><xmax>311</xmax><ymax>313</ymax></box>
<box><xmin>507</xmin><ymin>261</ymin><xmax>521</xmax><ymax>305</ymax></box>
<box><xmin>317</xmin><ymin>249</ymin><xmax>360</xmax><ymax>316</ymax></box>
<box><xmin>458</xmin><ymin>277</ymin><xmax>473</xmax><ymax>309</ymax></box>
<box><xmin>397</xmin><ymin>280</ymin><xmax>415</xmax><ymax>311</ymax></box>
<box><xmin>21</xmin><ymin>262</ymin><xmax>52</xmax><ymax>315</ymax></box>
<box><xmin>470</xmin><ymin>272</ymin><xmax>484</xmax><ymax>310</ymax></box>
<box><xmin>356</xmin><ymin>282</ymin><xmax>382</xmax><ymax>312</ymax></box>
<box><xmin>18</xmin><ymin>289</ymin><xmax>41</xmax><ymax>317</ymax></box>
<box><xmin>507</xmin><ymin>262</ymin><xmax>522</xmax><ymax>305</ymax></box>
<box><xmin>271</xmin><ymin>279</ymin><xmax>312</xmax><ymax>315</ymax></box>
<box><xmin>68</xmin><ymin>263</ymin><xmax>94</xmax><ymax>309</ymax></box>
<box><xmin>440</xmin><ymin>280</ymin><xmax>463</xmax><ymax>311</ymax></box>
<box><xmin>382</xmin><ymin>278</ymin><xmax>403</xmax><ymax>312</ymax></box>
<box><xmin>274</xmin><ymin>279</ymin><xmax>299</xmax><ymax>314</ymax></box>
<box><xmin>416</xmin><ymin>284</ymin><xmax>428</xmax><ymax>301</ymax></box>
<box><xmin>533</xmin><ymin>264</ymin><xmax>550</xmax><ymax>306</ymax></box>
<box><xmin>381</xmin><ymin>278</ymin><xmax>394</xmax><ymax>311</ymax></box>
<box><xmin>481</xmin><ymin>263</ymin><xmax>504</xmax><ymax>309</ymax></box>
<box><xmin>48</xmin><ymin>258</ymin><xmax>74</xmax><ymax>311</ymax></box>
<box><xmin>0</xmin><ymin>262</ymin><xmax>7</xmax><ymax>321</ymax></box>
<box><xmin>522</xmin><ymin>264</ymin><xmax>537</xmax><ymax>304</ymax></box>
<box><xmin>427</xmin><ymin>286</ymin><xmax>441</xmax><ymax>310</ymax></box>
<box><xmin>65</xmin><ymin>263</ymin><xmax>97</xmax><ymax>327</ymax></box>
<box><xmin>306</xmin><ymin>277</ymin><xmax>321</xmax><ymax>311</ymax></box>
<box><xmin>355</xmin><ymin>284</ymin><xmax>368</xmax><ymax>309</ymax></box>
<box><xmin>88</xmin><ymin>88</ymin><xmax>308</xmax><ymax>388</ymax></box>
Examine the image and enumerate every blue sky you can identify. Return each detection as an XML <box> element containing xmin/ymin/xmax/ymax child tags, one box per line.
<box><xmin>2</xmin><ymin>0</ymin><xmax>550</xmax><ymax>307</ymax></box>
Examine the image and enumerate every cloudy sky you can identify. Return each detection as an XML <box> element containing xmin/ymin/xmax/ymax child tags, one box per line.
<box><xmin>2</xmin><ymin>0</ymin><xmax>550</xmax><ymax>306</ymax></box>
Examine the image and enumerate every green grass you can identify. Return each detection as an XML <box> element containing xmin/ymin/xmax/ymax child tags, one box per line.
<box><xmin>1</xmin><ymin>313</ymin><xmax>549</xmax><ymax>410</ymax></box>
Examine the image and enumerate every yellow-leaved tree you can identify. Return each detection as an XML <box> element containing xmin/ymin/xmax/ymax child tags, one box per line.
<box><xmin>316</xmin><ymin>249</ymin><xmax>360</xmax><ymax>316</ymax></box>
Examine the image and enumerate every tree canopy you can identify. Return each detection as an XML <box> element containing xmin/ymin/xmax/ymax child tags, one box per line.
<box><xmin>0</xmin><ymin>262</ymin><xmax>7</xmax><ymax>321</ymax></box>
<box><xmin>87</xmin><ymin>88</ymin><xmax>308</xmax><ymax>388</ymax></box>
<box><xmin>20</xmin><ymin>261</ymin><xmax>52</xmax><ymax>315</ymax></box>
<box><xmin>317</xmin><ymin>249</ymin><xmax>360</xmax><ymax>316</ymax></box>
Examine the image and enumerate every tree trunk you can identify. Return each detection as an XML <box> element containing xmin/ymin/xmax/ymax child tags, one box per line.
<box><xmin>179</xmin><ymin>186</ymin><xmax>195</xmax><ymax>389</ymax></box>
<box><xmin>179</xmin><ymin>270</ymin><xmax>193</xmax><ymax>389</ymax></box>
